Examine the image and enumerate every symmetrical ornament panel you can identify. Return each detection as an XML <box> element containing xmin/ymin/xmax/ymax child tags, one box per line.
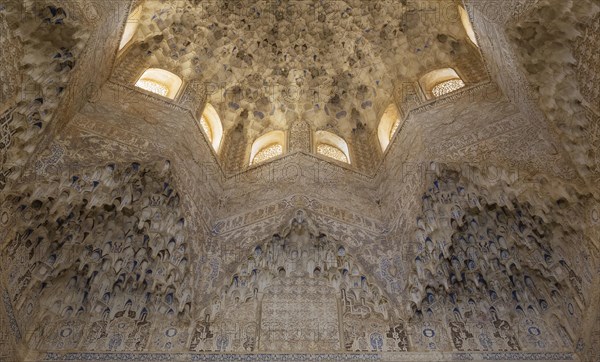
<box><xmin>0</xmin><ymin>0</ymin><xmax>92</xmax><ymax>181</ymax></box>
<box><xmin>190</xmin><ymin>210</ymin><xmax>407</xmax><ymax>353</ymax></box>
<box><xmin>288</xmin><ymin>120</ymin><xmax>311</xmax><ymax>153</ymax></box>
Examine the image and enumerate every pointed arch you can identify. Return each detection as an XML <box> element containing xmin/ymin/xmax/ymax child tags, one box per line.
<box><xmin>314</xmin><ymin>131</ymin><xmax>350</xmax><ymax>163</ymax></box>
<box><xmin>135</xmin><ymin>68</ymin><xmax>183</xmax><ymax>99</ymax></box>
<box><xmin>118</xmin><ymin>5</ymin><xmax>143</xmax><ymax>51</ymax></box>
<box><xmin>419</xmin><ymin>68</ymin><xmax>465</xmax><ymax>100</ymax></box>
<box><xmin>199</xmin><ymin>103</ymin><xmax>223</xmax><ymax>153</ymax></box>
<box><xmin>377</xmin><ymin>103</ymin><xmax>402</xmax><ymax>152</ymax></box>
<box><xmin>250</xmin><ymin>130</ymin><xmax>285</xmax><ymax>165</ymax></box>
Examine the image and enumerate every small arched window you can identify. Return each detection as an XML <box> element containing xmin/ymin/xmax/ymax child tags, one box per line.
<box><xmin>250</xmin><ymin>130</ymin><xmax>285</xmax><ymax>165</ymax></box>
<box><xmin>377</xmin><ymin>103</ymin><xmax>402</xmax><ymax>152</ymax></box>
<box><xmin>315</xmin><ymin>131</ymin><xmax>350</xmax><ymax>164</ymax></box>
<box><xmin>119</xmin><ymin>5</ymin><xmax>143</xmax><ymax>50</ymax></box>
<box><xmin>458</xmin><ymin>5</ymin><xmax>479</xmax><ymax>48</ymax></box>
<box><xmin>419</xmin><ymin>68</ymin><xmax>465</xmax><ymax>100</ymax></box>
<box><xmin>135</xmin><ymin>68</ymin><xmax>183</xmax><ymax>99</ymax></box>
<box><xmin>199</xmin><ymin>103</ymin><xmax>223</xmax><ymax>153</ymax></box>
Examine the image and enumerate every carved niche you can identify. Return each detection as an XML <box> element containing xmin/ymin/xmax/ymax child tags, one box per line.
<box><xmin>189</xmin><ymin>210</ymin><xmax>409</xmax><ymax>353</ymax></box>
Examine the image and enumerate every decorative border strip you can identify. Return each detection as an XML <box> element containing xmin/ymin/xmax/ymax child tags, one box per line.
<box><xmin>43</xmin><ymin>353</ymin><xmax>380</xmax><ymax>361</ymax></box>
<box><xmin>43</xmin><ymin>352</ymin><xmax>576</xmax><ymax>362</ymax></box>
<box><xmin>2</xmin><ymin>288</ymin><xmax>21</xmax><ymax>341</ymax></box>
<box><xmin>480</xmin><ymin>352</ymin><xmax>575</xmax><ymax>360</ymax></box>
<box><xmin>213</xmin><ymin>196</ymin><xmax>384</xmax><ymax>236</ymax></box>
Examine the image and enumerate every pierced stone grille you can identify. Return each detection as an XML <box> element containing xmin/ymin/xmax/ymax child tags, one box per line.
<box><xmin>135</xmin><ymin>80</ymin><xmax>168</xmax><ymax>97</ymax></box>
<box><xmin>317</xmin><ymin>144</ymin><xmax>348</xmax><ymax>163</ymax></box>
<box><xmin>252</xmin><ymin>144</ymin><xmax>283</xmax><ymax>165</ymax></box>
<box><xmin>432</xmin><ymin>79</ymin><xmax>465</xmax><ymax>97</ymax></box>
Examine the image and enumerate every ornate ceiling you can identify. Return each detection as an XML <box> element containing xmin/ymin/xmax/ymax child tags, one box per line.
<box><xmin>120</xmin><ymin>0</ymin><xmax>486</xmax><ymax>140</ymax></box>
<box><xmin>0</xmin><ymin>0</ymin><xmax>599</xmax><ymax>361</ymax></box>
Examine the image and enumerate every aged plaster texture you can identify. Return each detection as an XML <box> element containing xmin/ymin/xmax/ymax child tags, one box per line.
<box><xmin>0</xmin><ymin>0</ymin><xmax>598</xmax><ymax>361</ymax></box>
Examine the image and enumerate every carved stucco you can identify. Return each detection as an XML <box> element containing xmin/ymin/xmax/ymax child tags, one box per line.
<box><xmin>1</xmin><ymin>161</ymin><xmax>197</xmax><ymax>353</ymax></box>
<box><xmin>0</xmin><ymin>0</ymin><xmax>598</xmax><ymax>361</ymax></box>
<box><xmin>504</xmin><ymin>0</ymin><xmax>600</xmax><ymax>183</ymax></box>
<box><xmin>0</xmin><ymin>285</ymin><xmax>20</xmax><ymax>361</ymax></box>
<box><xmin>107</xmin><ymin>0</ymin><xmax>493</xmax><ymax>173</ymax></box>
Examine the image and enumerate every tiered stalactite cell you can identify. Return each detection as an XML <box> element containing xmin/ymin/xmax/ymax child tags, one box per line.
<box><xmin>0</xmin><ymin>1</ymin><xmax>92</xmax><ymax>178</ymax></box>
<box><xmin>0</xmin><ymin>162</ymin><xmax>193</xmax><ymax>352</ymax></box>
<box><xmin>508</xmin><ymin>0</ymin><xmax>600</xmax><ymax>180</ymax></box>
<box><xmin>351</xmin><ymin>125</ymin><xmax>381</xmax><ymax>172</ymax></box>
<box><xmin>408</xmin><ymin>177</ymin><xmax>595</xmax><ymax>352</ymax></box>
<box><xmin>117</xmin><ymin>0</ymin><xmax>488</xmax><ymax>154</ymax></box>
<box><xmin>189</xmin><ymin>211</ymin><xmax>409</xmax><ymax>353</ymax></box>
<box><xmin>220</xmin><ymin>124</ymin><xmax>247</xmax><ymax>173</ymax></box>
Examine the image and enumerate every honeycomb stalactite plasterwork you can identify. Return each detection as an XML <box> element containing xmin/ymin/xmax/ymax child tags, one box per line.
<box><xmin>0</xmin><ymin>1</ymin><xmax>94</xmax><ymax>182</ymax></box>
<box><xmin>507</xmin><ymin>0</ymin><xmax>600</xmax><ymax>182</ymax></box>
<box><xmin>0</xmin><ymin>161</ymin><xmax>195</xmax><ymax>353</ymax></box>
<box><xmin>0</xmin><ymin>0</ymin><xmax>598</xmax><ymax>360</ymax></box>
<box><xmin>406</xmin><ymin>172</ymin><xmax>596</xmax><ymax>353</ymax></box>
<box><xmin>112</xmin><ymin>0</ymin><xmax>488</xmax><ymax>149</ymax></box>
<box><xmin>189</xmin><ymin>210</ymin><xmax>408</xmax><ymax>353</ymax></box>
<box><xmin>317</xmin><ymin>144</ymin><xmax>348</xmax><ymax>163</ymax></box>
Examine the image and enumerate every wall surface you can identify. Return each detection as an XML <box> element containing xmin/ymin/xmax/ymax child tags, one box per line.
<box><xmin>0</xmin><ymin>0</ymin><xmax>598</xmax><ymax>361</ymax></box>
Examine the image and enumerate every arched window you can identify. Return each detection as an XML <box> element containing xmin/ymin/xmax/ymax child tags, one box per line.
<box><xmin>199</xmin><ymin>103</ymin><xmax>223</xmax><ymax>153</ymax></box>
<box><xmin>419</xmin><ymin>68</ymin><xmax>465</xmax><ymax>100</ymax></box>
<box><xmin>315</xmin><ymin>131</ymin><xmax>350</xmax><ymax>163</ymax></box>
<box><xmin>250</xmin><ymin>131</ymin><xmax>285</xmax><ymax>165</ymax></box>
<box><xmin>119</xmin><ymin>5</ymin><xmax>143</xmax><ymax>50</ymax></box>
<box><xmin>458</xmin><ymin>5</ymin><xmax>479</xmax><ymax>48</ymax></box>
<box><xmin>135</xmin><ymin>68</ymin><xmax>183</xmax><ymax>99</ymax></box>
<box><xmin>377</xmin><ymin>103</ymin><xmax>402</xmax><ymax>152</ymax></box>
